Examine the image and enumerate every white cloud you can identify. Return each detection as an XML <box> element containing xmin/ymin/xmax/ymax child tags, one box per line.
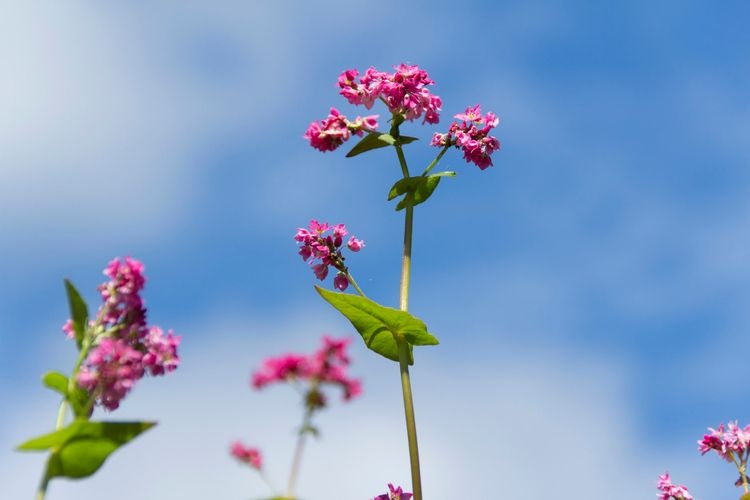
<box><xmin>0</xmin><ymin>307</ymin><xmax>709</xmax><ymax>500</ymax></box>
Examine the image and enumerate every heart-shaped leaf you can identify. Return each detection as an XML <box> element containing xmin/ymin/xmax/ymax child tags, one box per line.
<box><xmin>315</xmin><ymin>286</ymin><xmax>438</xmax><ymax>363</ymax></box>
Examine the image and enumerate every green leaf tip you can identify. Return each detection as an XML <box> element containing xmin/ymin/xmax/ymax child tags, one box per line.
<box><xmin>64</xmin><ymin>279</ymin><xmax>89</xmax><ymax>349</ymax></box>
<box><xmin>314</xmin><ymin>286</ymin><xmax>438</xmax><ymax>364</ymax></box>
<box><xmin>42</xmin><ymin>371</ymin><xmax>69</xmax><ymax>396</ymax></box>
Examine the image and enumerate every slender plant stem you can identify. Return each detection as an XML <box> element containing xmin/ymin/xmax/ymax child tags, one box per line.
<box><xmin>422</xmin><ymin>144</ymin><xmax>451</xmax><ymax>176</ymax></box>
<box><xmin>393</xmin><ymin>142</ymin><xmax>423</xmax><ymax>499</ymax></box>
<box><xmin>346</xmin><ymin>272</ymin><xmax>366</xmax><ymax>298</ymax></box>
<box><xmin>35</xmin><ymin>457</ymin><xmax>51</xmax><ymax>500</ymax></box>
<box><xmin>286</xmin><ymin>407</ymin><xmax>314</xmax><ymax>498</ymax></box>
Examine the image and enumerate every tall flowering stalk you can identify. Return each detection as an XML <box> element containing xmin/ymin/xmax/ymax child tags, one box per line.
<box><xmin>231</xmin><ymin>336</ymin><xmax>361</xmax><ymax>499</ymax></box>
<box><xmin>303</xmin><ymin>63</ymin><xmax>500</xmax><ymax>499</ymax></box>
<box><xmin>17</xmin><ymin>257</ymin><xmax>180</xmax><ymax>500</ymax></box>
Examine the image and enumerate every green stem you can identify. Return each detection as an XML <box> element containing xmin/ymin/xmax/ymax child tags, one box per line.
<box><xmin>35</xmin><ymin>466</ymin><xmax>50</xmax><ymax>500</ymax></box>
<box><xmin>422</xmin><ymin>144</ymin><xmax>451</xmax><ymax>176</ymax></box>
<box><xmin>393</xmin><ymin>140</ymin><xmax>423</xmax><ymax>499</ymax></box>
<box><xmin>36</xmin><ymin>329</ymin><xmax>98</xmax><ymax>500</ymax></box>
<box><xmin>286</xmin><ymin>407</ymin><xmax>314</xmax><ymax>498</ymax></box>
<box><xmin>397</xmin><ymin>205</ymin><xmax>422</xmax><ymax>500</ymax></box>
<box><xmin>346</xmin><ymin>272</ymin><xmax>366</xmax><ymax>298</ymax></box>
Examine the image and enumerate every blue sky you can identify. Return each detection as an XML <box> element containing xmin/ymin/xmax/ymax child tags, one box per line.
<box><xmin>2</xmin><ymin>1</ymin><xmax>750</xmax><ymax>498</ymax></box>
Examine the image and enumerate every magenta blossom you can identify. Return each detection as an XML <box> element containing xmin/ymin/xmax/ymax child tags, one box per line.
<box><xmin>373</xmin><ymin>483</ymin><xmax>413</xmax><ymax>500</ymax></box>
<box><xmin>431</xmin><ymin>104</ymin><xmax>501</xmax><ymax>170</ymax></box>
<box><xmin>294</xmin><ymin>220</ymin><xmax>364</xmax><ymax>292</ymax></box>
<box><xmin>698</xmin><ymin>421</ymin><xmax>750</xmax><ymax>461</ymax></box>
<box><xmin>230</xmin><ymin>442</ymin><xmax>262</xmax><ymax>470</ymax></box>
<box><xmin>303</xmin><ymin>107</ymin><xmax>378</xmax><ymax>152</ymax></box>
<box><xmin>656</xmin><ymin>473</ymin><xmax>694</xmax><ymax>500</ymax></box>
<box><xmin>250</xmin><ymin>336</ymin><xmax>362</xmax><ymax>408</ymax></box>
<box><xmin>66</xmin><ymin>257</ymin><xmax>181</xmax><ymax>411</ymax></box>
<box><xmin>338</xmin><ymin>64</ymin><xmax>442</xmax><ymax>124</ymax></box>
<box><xmin>76</xmin><ymin>338</ymin><xmax>145</xmax><ymax>411</ymax></box>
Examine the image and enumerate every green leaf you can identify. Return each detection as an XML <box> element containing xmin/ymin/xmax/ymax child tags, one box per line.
<box><xmin>315</xmin><ymin>286</ymin><xmax>438</xmax><ymax>363</ymax></box>
<box><xmin>17</xmin><ymin>420</ymin><xmax>155</xmax><ymax>451</ymax></box>
<box><xmin>42</xmin><ymin>371</ymin><xmax>69</xmax><ymax>396</ymax></box>
<box><xmin>46</xmin><ymin>437</ymin><xmax>119</xmax><ymax>479</ymax></box>
<box><xmin>740</xmin><ymin>493</ymin><xmax>750</xmax><ymax>500</ymax></box>
<box><xmin>64</xmin><ymin>279</ymin><xmax>89</xmax><ymax>349</ymax></box>
<box><xmin>387</xmin><ymin>171</ymin><xmax>456</xmax><ymax>211</ymax></box>
<box><xmin>345</xmin><ymin>133</ymin><xmax>418</xmax><ymax>158</ymax></box>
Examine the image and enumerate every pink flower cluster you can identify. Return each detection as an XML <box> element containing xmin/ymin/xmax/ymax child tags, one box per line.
<box><xmin>373</xmin><ymin>484</ymin><xmax>413</xmax><ymax>500</ymax></box>
<box><xmin>251</xmin><ymin>336</ymin><xmax>362</xmax><ymax>407</ymax></box>
<box><xmin>294</xmin><ymin>220</ymin><xmax>364</xmax><ymax>291</ymax></box>
<box><xmin>68</xmin><ymin>257</ymin><xmax>181</xmax><ymax>411</ymax></box>
<box><xmin>230</xmin><ymin>442</ymin><xmax>262</xmax><ymax>470</ymax></box>
<box><xmin>304</xmin><ymin>107</ymin><xmax>379</xmax><ymax>152</ymax></box>
<box><xmin>657</xmin><ymin>473</ymin><xmax>693</xmax><ymax>500</ymax></box>
<box><xmin>698</xmin><ymin>421</ymin><xmax>750</xmax><ymax>461</ymax></box>
<box><xmin>431</xmin><ymin>104</ymin><xmax>501</xmax><ymax>170</ymax></box>
<box><xmin>338</xmin><ymin>64</ymin><xmax>442</xmax><ymax>124</ymax></box>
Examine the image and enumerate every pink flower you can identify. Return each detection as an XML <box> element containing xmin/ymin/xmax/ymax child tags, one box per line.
<box><xmin>656</xmin><ymin>473</ymin><xmax>693</xmax><ymax>500</ymax></box>
<box><xmin>432</xmin><ymin>104</ymin><xmax>501</xmax><ymax>170</ymax></box>
<box><xmin>337</xmin><ymin>64</ymin><xmax>442</xmax><ymax>124</ymax></box>
<box><xmin>141</xmin><ymin>327</ymin><xmax>181</xmax><ymax>376</ymax></box>
<box><xmin>333</xmin><ymin>273</ymin><xmax>349</xmax><ymax>291</ymax></box>
<box><xmin>251</xmin><ymin>354</ymin><xmax>311</xmax><ymax>389</ymax></box>
<box><xmin>250</xmin><ymin>336</ymin><xmax>362</xmax><ymax>407</ymax></box>
<box><xmin>373</xmin><ymin>484</ymin><xmax>413</xmax><ymax>500</ymax></box>
<box><xmin>76</xmin><ymin>338</ymin><xmax>145</xmax><ymax>411</ymax></box>
<box><xmin>347</xmin><ymin>237</ymin><xmax>365</xmax><ymax>252</ymax></box>
<box><xmin>67</xmin><ymin>257</ymin><xmax>181</xmax><ymax>412</ymax></box>
<box><xmin>304</xmin><ymin>107</ymin><xmax>379</xmax><ymax>152</ymax></box>
<box><xmin>295</xmin><ymin>220</ymin><xmax>364</xmax><ymax>290</ymax></box>
<box><xmin>62</xmin><ymin>319</ymin><xmax>75</xmax><ymax>339</ymax></box>
<box><xmin>230</xmin><ymin>442</ymin><xmax>262</xmax><ymax>470</ymax></box>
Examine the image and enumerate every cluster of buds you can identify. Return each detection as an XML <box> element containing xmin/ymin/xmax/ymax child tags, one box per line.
<box><xmin>251</xmin><ymin>336</ymin><xmax>362</xmax><ymax>407</ymax></box>
<box><xmin>431</xmin><ymin>104</ymin><xmax>501</xmax><ymax>170</ymax></box>
<box><xmin>657</xmin><ymin>473</ymin><xmax>694</xmax><ymax>500</ymax></box>
<box><xmin>373</xmin><ymin>483</ymin><xmax>413</xmax><ymax>500</ymax></box>
<box><xmin>294</xmin><ymin>219</ymin><xmax>364</xmax><ymax>291</ymax></box>
<box><xmin>304</xmin><ymin>107</ymin><xmax>379</xmax><ymax>153</ymax></box>
<box><xmin>229</xmin><ymin>442</ymin><xmax>262</xmax><ymax>471</ymax></box>
<box><xmin>65</xmin><ymin>257</ymin><xmax>180</xmax><ymax>411</ymax></box>
<box><xmin>338</xmin><ymin>64</ymin><xmax>442</xmax><ymax>124</ymax></box>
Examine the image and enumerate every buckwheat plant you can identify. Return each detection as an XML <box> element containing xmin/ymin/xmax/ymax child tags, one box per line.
<box><xmin>659</xmin><ymin>421</ymin><xmax>750</xmax><ymax>500</ymax></box>
<box><xmin>303</xmin><ymin>63</ymin><xmax>500</xmax><ymax>499</ymax></box>
<box><xmin>231</xmin><ymin>336</ymin><xmax>362</xmax><ymax>499</ymax></box>
<box><xmin>17</xmin><ymin>257</ymin><xmax>181</xmax><ymax>500</ymax></box>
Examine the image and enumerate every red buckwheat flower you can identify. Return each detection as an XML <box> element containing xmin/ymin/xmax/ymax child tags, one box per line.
<box><xmin>294</xmin><ymin>220</ymin><xmax>364</xmax><ymax>292</ymax></box>
<box><xmin>337</xmin><ymin>64</ymin><xmax>441</xmax><ymax>124</ymax></box>
<box><xmin>656</xmin><ymin>473</ymin><xmax>694</xmax><ymax>500</ymax></box>
<box><xmin>431</xmin><ymin>104</ymin><xmax>501</xmax><ymax>170</ymax></box>
<box><xmin>66</xmin><ymin>257</ymin><xmax>181</xmax><ymax>411</ymax></box>
<box><xmin>303</xmin><ymin>107</ymin><xmax>378</xmax><ymax>152</ymax></box>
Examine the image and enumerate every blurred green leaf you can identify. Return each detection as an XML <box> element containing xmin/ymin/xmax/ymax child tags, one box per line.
<box><xmin>18</xmin><ymin>421</ymin><xmax>156</xmax><ymax>480</ymax></box>
<box><xmin>64</xmin><ymin>279</ymin><xmax>89</xmax><ymax>349</ymax></box>
<box><xmin>42</xmin><ymin>371</ymin><xmax>68</xmax><ymax>396</ymax></box>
